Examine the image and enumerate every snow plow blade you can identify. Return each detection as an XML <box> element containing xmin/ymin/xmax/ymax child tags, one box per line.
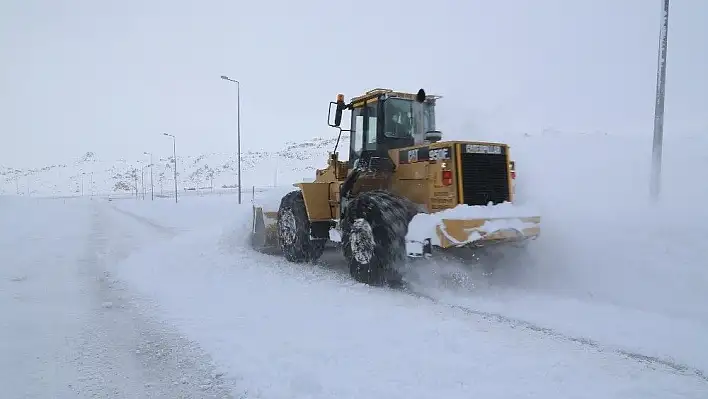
<box><xmin>252</xmin><ymin>188</ymin><xmax>541</xmax><ymax>261</ymax></box>
<box><xmin>437</xmin><ymin>217</ymin><xmax>540</xmax><ymax>247</ymax></box>
<box><xmin>405</xmin><ymin>207</ymin><xmax>541</xmax><ymax>258</ymax></box>
<box><xmin>251</xmin><ymin>206</ymin><xmax>280</xmax><ymax>253</ymax></box>
<box><xmin>250</xmin><ymin>186</ymin><xmax>303</xmax><ymax>253</ymax></box>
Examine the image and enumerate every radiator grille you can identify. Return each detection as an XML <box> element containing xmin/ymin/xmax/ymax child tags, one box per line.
<box><xmin>459</xmin><ymin>148</ymin><xmax>510</xmax><ymax>206</ymax></box>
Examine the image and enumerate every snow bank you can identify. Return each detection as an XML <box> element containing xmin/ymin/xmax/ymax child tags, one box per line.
<box><xmin>406</xmin><ymin>202</ymin><xmax>540</xmax><ymax>246</ymax></box>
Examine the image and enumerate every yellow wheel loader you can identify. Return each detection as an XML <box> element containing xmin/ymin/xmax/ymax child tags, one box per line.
<box><xmin>251</xmin><ymin>88</ymin><xmax>541</xmax><ymax>286</ymax></box>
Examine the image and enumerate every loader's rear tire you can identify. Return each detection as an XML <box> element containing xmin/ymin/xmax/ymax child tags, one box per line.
<box><xmin>277</xmin><ymin>190</ymin><xmax>326</xmax><ymax>263</ymax></box>
<box><xmin>341</xmin><ymin>190</ymin><xmax>418</xmax><ymax>287</ymax></box>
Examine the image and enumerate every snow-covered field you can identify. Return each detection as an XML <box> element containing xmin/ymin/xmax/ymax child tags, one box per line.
<box><xmin>2</xmin><ymin>131</ymin><xmax>708</xmax><ymax>398</ymax></box>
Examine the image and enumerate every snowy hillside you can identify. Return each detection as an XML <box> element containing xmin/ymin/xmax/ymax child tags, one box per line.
<box><xmin>0</xmin><ymin>133</ymin><xmax>351</xmax><ymax>198</ymax></box>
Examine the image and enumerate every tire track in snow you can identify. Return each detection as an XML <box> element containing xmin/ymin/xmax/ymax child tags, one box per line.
<box><xmin>69</xmin><ymin>203</ymin><xmax>237</xmax><ymax>398</ymax></box>
<box><xmin>228</xmin><ymin>222</ymin><xmax>708</xmax><ymax>383</ymax></box>
<box><xmin>229</xmin><ymin>224</ymin><xmax>708</xmax><ymax>383</ymax></box>
<box><xmin>402</xmin><ymin>286</ymin><xmax>708</xmax><ymax>383</ymax></box>
<box><xmin>106</xmin><ymin>204</ymin><xmax>177</xmax><ymax>238</ymax></box>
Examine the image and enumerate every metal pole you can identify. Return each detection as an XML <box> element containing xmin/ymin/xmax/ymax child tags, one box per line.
<box><xmin>237</xmin><ymin>81</ymin><xmax>241</xmax><ymax>204</ymax></box>
<box><xmin>141</xmin><ymin>167</ymin><xmax>145</xmax><ymax>200</ymax></box>
<box><xmin>220</xmin><ymin>75</ymin><xmax>242</xmax><ymax>204</ymax></box>
<box><xmin>163</xmin><ymin>133</ymin><xmax>178</xmax><ymax>203</ymax></box>
<box><xmin>144</xmin><ymin>152</ymin><xmax>155</xmax><ymax>201</ymax></box>
<box><xmin>274</xmin><ymin>153</ymin><xmax>278</xmax><ymax>187</ymax></box>
<box><xmin>150</xmin><ymin>154</ymin><xmax>154</xmax><ymax>201</ymax></box>
<box><xmin>173</xmin><ymin>138</ymin><xmax>178</xmax><ymax>203</ymax></box>
<box><xmin>650</xmin><ymin>0</ymin><xmax>670</xmax><ymax>201</ymax></box>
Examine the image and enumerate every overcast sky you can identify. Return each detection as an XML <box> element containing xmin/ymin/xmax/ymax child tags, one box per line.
<box><xmin>1</xmin><ymin>0</ymin><xmax>706</xmax><ymax>168</ymax></box>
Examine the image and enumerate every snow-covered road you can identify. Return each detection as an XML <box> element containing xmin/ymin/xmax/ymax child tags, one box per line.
<box><xmin>103</xmin><ymin>194</ymin><xmax>707</xmax><ymax>398</ymax></box>
<box><xmin>2</xmin><ymin>193</ymin><xmax>707</xmax><ymax>398</ymax></box>
<box><xmin>0</xmin><ymin>197</ymin><xmax>235</xmax><ymax>398</ymax></box>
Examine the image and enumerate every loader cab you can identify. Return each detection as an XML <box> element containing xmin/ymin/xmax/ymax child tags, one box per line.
<box><xmin>329</xmin><ymin>88</ymin><xmax>442</xmax><ymax>168</ymax></box>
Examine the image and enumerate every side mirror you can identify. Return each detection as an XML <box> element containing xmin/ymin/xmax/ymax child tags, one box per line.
<box><xmin>424</xmin><ymin>130</ymin><xmax>442</xmax><ymax>142</ymax></box>
<box><xmin>328</xmin><ymin>95</ymin><xmax>346</xmax><ymax>127</ymax></box>
<box><xmin>334</xmin><ymin>103</ymin><xmax>343</xmax><ymax>127</ymax></box>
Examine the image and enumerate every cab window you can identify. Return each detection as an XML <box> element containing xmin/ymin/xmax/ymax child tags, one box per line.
<box><xmin>365</xmin><ymin>102</ymin><xmax>378</xmax><ymax>150</ymax></box>
<box><xmin>349</xmin><ymin>102</ymin><xmax>379</xmax><ymax>164</ymax></box>
<box><xmin>383</xmin><ymin>98</ymin><xmax>415</xmax><ymax>139</ymax></box>
<box><xmin>351</xmin><ymin>108</ymin><xmax>364</xmax><ymax>156</ymax></box>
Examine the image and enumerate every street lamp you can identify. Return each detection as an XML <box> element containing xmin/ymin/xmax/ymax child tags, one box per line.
<box><xmin>220</xmin><ymin>75</ymin><xmax>242</xmax><ymax>204</ymax></box>
<box><xmin>133</xmin><ymin>166</ymin><xmax>139</xmax><ymax>198</ymax></box>
<box><xmin>650</xmin><ymin>0</ymin><xmax>670</xmax><ymax>201</ymax></box>
<box><xmin>163</xmin><ymin>133</ymin><xmax>178</xmax><ymax>203</ymax></box>
<box><xmin>144</xmin><ymin>152</ymin><xmax>154</xmax><ymax>201</ymax></box>
<box><xmin>140</xmin><ymin>164</ymin><xmax>150</xmax><ymax>200</ymax></box>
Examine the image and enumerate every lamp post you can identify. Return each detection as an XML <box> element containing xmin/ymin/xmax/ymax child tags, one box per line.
<box><xmin>144</xmin><ymin>152</ymin><xmax>154</xmax><ymax>201</ymax></box>
<box><xmin>220</xmin><ymin>75</ymin><xmax>242</xmax><ymax>204</ymax></box>
<box><xmin>650</xmin><ymin>0</ymin><xmax>670</xmax><ymax>201</ymax></box>
<box><xmin>163</xmin><ymin>133</ymin><xmax>178</xmax><ymax>203</ymax></box>
<box><xmin>141</xmin><ymin>164</ymin><xmax>151</xmax><ymax>200</ymax></box>
<box><xmin>133</xmin><ymin>167</ymin><xmax>139</xmax><ymax>198</ymax></box>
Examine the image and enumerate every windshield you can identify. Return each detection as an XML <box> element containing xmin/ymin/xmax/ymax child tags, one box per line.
<box><xmin>384</xmin><ymin>99</ymin><xmax>414</xmax><ymax>138</ymax></box>
<box><xmin>383</xmin><ymin>98</ymin><xmax>435</xmax><ymax>139</ymax></box>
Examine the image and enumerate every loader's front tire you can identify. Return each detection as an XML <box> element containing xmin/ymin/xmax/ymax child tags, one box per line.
<box><xmin>341</xmin><ymin>190</ymin><xmax>417</xmax><ymax>286</ymax></box>
<box><xmin>277</xmin><ymin>190</ymin><xmax>326</xmax><ymax>263</ymax></box>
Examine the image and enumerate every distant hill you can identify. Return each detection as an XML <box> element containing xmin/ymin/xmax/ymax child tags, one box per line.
<box><xmin>0</xmin><ymin>133</ymin><xmax>350</xmax><ymax>198</ymax></box>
